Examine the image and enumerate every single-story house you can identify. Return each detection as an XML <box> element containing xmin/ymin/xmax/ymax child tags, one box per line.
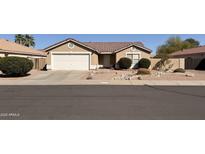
<box><xmin>0</xmin><ymin>39</ymin><xmax>46</xmax><ymax>69</ymax></box>
<box><xmin>171</xmin><ymin>46</ymin><xmax>205</xmax><ymax>69</ymax></box>
<box><xmin>44</xmin><ymin>38</ymin><xmax>152</xmax><ymax>70</ymax></box>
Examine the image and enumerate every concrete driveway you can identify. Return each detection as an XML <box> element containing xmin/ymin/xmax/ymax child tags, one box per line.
<box><xmin>30</xmin><ymin>70</ymin><xmax>87</xmax><ymax>81</ymax></box>
<box><xmin>0</xmin><ymin>70</ymin><xmax>89</xmax><ymax>85</ymax></box>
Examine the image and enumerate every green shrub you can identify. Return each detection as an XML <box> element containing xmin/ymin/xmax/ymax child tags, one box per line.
<box><xmin>173</xmin><ymin>68</ymin><xmax>185</xmax><ymax>73</ymax></box>
<box><xmin>137</xmin><ymin>68</ymin><xmax>151</xmax><ymax>75</ymax></box>
<box><xmin>118</xmin><ymin>57</ymin><xmax>132</xmax><ymax>69</ymax></box>
<box><xmin>138</xmin><ymin>58</ymin><xmax>151</xmax><ymax>68</ymax></box>
<box><xmin>0</xmin><ymin>56</ymin><xmax>33</xmax><ymax>76</ymax></box>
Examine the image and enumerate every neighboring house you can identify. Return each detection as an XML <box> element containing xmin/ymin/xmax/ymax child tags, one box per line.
<box><xmin>171</xmin><ymin>46</ymin><xmax>205</xmax><ymax>69</ymax></box>
<box><xmin>0</xmin><ymin>39</ymin><xmax>46</xmax><ymax>69</ymax></box>
<box><xmin>44</xmin><ymin>38</ymin><xmax>152</xmax><ymax>70</ymax></box>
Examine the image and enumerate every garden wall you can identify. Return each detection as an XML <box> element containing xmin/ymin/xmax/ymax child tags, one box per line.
<box><xmin>31</xmin><ymin>58</ymin><xmax>46</xmax><ymax>70</ymax></box>
<box><xmin>150</xmin><ymin>58</ymin><xmax>185</xmax><ymax>70</ymax></box>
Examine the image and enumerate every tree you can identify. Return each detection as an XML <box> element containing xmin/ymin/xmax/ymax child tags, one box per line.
<box><xmin>156</xmin><ymin>36</ymin><xmax>200</xmax><ymax>58</ymax></box>
<box><xmin>24</xmin><ymin>35</ymin><xmax>35</xmax><ymax>47</ymax></box>
<box><xmin>15</xmin><ymin>34</ymin><xmax>25</xmax><ymax>45</ymax></box>
<box><xmin>156</xmin><ymin>37</ymin><xmax>183</xmax><ymax>58</ymax></box>
<box><xmin>15</xmin><ymin>34</ymin><xmax>35</xmax><ymax>47</ymax></box>
<box><xmin>184</xmin><ymin>38</ymin><xmax>200</xmax><ymax>48</ymax></box>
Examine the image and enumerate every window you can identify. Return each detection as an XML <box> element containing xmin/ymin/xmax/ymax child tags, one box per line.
<box><xmin>127</xmin><ymin>53</ymin><xmax>140</xmax><ymax>65</ymax></box>
<box><xmin>68</xmin><ymin>42</ymin><xmax>75</xmax><ymax>49</ymax></box>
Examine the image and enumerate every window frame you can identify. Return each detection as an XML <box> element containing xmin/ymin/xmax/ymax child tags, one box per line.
<box><xmin>126</xmin><ymin>52</ymin><xmax>141</xmax><ymax>67</ymax></box>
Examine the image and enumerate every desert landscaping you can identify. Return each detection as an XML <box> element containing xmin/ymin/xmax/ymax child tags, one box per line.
<box><xmin>84</xmin><ymin>69</ymin><xmax>205</xmax><ymax>81</ymax></box>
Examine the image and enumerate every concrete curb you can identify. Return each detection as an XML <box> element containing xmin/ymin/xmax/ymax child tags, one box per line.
<box><xmin>0</xmin><ymin>80</ymin><xmax>205</xmax><ymax>86</ymax></box>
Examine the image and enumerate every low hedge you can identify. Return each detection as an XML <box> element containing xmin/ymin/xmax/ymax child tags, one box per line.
<box><xmin>137</xmin><ymin>68</ymin><xmax>151</xmax><ymax>75</ymax></box>
<box><xmin>0</xmin><ymin>56</ymin><xmax>33</xmax><ymax>76</ymax></box>
<box><xmin>118</xmin><ymin>57</ymin><xmax>132</xmax><ymax>69</ymax></box>
<box><xmin>173</xmin><ymin>68</ymin><xmax>185</xmax><ymax>73</ymax></box>
<box><xmin>138</xmin><ymin>58</ymin><xmax>151</xmax><ymax>69</ymax></box>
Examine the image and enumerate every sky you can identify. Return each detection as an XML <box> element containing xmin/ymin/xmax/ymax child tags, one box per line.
<box><xmin>0</xmin><ymin>34</ymin><xmax>205</xmax><ymax>54</ymax></box>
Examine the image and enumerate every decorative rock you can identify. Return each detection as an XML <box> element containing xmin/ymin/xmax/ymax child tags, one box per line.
<box><xmin>86</xmin><ymin>73</ymin><xmax>93</xmax><ymax>80</ymax></box>
<box><xmin>124</xmin><ymin>76</ymin><xmax>130</xmax><ymax>80</ymax></box>
<box><xmin>121</xmin><ymin>74</ymin><xmax>125</xmax><ymax>77</ymax></box>
<box><xmin>185</xmin><ymin>73</ymin><xmax>194</xmax><ymax>77</ymax></box>
<box><xmin>166</xmin><ymin>70</ymin><xmax>172</xmax><ymax>73</ymax></box>
<box><xmin>154</xmin><ymin>71</ymin><xmax>164</xmax><ymax>77</ymax></box>
<box><xmin>86</xmin><ymin>75</ymin><xmax>93</xmax><ymax>80</ymax></box>
<box><xmin>138</xmin><ymin>76</ymin><xmax>142</xmax><ymax>80</ymax></box>
<box><xmin>129</xmin><ymin>76</ymin><xmax>134</xmax><ymax>80</ymax></box>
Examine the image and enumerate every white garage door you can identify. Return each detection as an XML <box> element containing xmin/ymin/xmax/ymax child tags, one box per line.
<box><xmin>52</xmin><ymin>53</ymin><xmax>90</xmax><ymax>70</ymax></box>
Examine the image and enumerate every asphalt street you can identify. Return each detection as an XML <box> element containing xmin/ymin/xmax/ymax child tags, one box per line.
<box><xmin>0</xmin><ymin>85</ymin><xmax>205</xmax><ymax>120</ymax></box>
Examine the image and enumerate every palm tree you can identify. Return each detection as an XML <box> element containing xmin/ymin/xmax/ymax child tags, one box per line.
<box><xmin>15</xmin><ymin>34</ymin><xmax>35</xmax><ymax>47</ymax></box>
<box><xmin>15</xmin><ymin>34</ymin><xmax>25</xmax><ymax>45</ymax></box>
<box><xmin>24</xmin><ymin>34</ymin><xmax>35</xmax><ymax>47</ymax></box>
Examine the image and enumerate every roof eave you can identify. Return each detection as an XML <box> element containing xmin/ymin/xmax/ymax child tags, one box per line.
<box><xmin>0</xmin><ymin>50</ymin><xmax>46</xmax><ymax>57</ymax></box>
<box><xmin>43</xmin><ymin>38</ymin><xmax>99</xmax><ymax>53</ymax></box>
<box><xmin>100</xmin><ymin>52</ymin><xmax>114</xmax><ymax>54</ymax></box>
<box><xmin>113</xmin><ymin>44</ymin><xmax>152</xmax><ymax>54</ymax></box>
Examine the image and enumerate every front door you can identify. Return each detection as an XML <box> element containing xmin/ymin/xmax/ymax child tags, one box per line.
<box><xmin>103</xmin><ymin>55</ymin><xmax>111</xmax><ymax>68</ymax></box>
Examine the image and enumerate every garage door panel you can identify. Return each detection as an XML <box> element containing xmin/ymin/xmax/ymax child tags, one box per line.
<box><xmin>52</xmin><ymin>54</ymin><xmax>89</xmax><ymax>70</ymax></box>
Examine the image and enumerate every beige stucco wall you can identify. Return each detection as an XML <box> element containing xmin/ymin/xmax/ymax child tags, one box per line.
<box><xmin>46</xmin><ymin>41</ymin><xmax>99</xmax><ymax>66</ymax></box>
<box><xmin>115</xmin><ymin>47</ymin><xmax>151</xmax><ymax>62</ymax></box>
<box><xmin>0</xmin><ymin>53</ymin><xmax>5</xmax><ymax>57</ymax></box>
<box><xmin>30</xmin><ymin>58</ymin><xmax>46</xmax><ymax>70</ymax></box>
<box><xmin>173</xmin><ymin>53</ymin><xmax>205</xmax><ymax>69</ymax></box>
<box><xmin>150</xmin><ymin>58</ymin><xmax>185</xmax><ymax>70</ymax></box>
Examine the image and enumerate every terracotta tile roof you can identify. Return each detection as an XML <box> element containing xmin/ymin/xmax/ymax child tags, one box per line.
<box><xmin>0</xmin><ymin>39</ymin><xmax>46</xmax><ymax>57</ymax></box>
<box><xmin>82</xmin><ymin>42</ymin><xmax>151</xmax><ymax>53</ymax></box>
<box><xmin>44</xmin><ymin>38</ymin><xmax>152</xmax><ymax>53</ymax></box>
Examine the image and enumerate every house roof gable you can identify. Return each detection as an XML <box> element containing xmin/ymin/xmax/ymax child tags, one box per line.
<box><xmin>43</xmin><ymin>38</ymin><xmax>98</xmax><ymax>53</ymax></box>
<box><xmin>44</xmin><ymin>38</ymin><xmax>152</xmax><ymax>54</ymax></box>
